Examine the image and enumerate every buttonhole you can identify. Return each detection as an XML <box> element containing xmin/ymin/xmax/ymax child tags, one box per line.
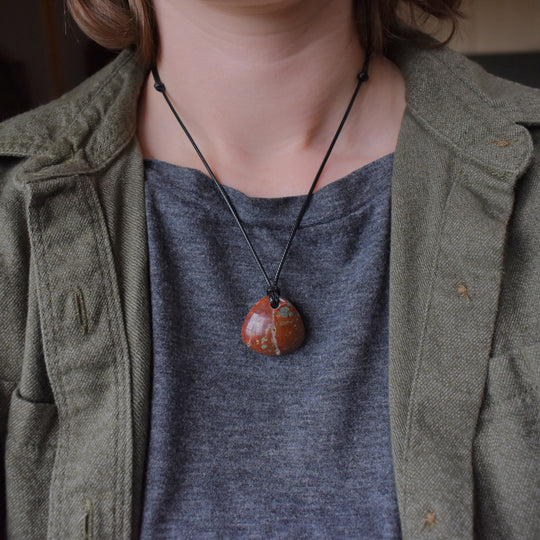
<box><xmin>75</xmin><ymin>287</ymin><xmax>89</xmax><ymax>335</ymax></box>
<box><xmin>80</xmin><ymin>499</ymin><xmax>93</xmax><ymax>539</ymax></box>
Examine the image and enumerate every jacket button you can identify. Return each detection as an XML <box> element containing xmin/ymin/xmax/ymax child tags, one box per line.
<box><xmin>420</xmin><ymin>509</ymin><xmax>437</xmax><ymax>532</ymax></box>
<box><xmin>458</xmin><ymin>284</ymin><xmax>471</xmax><ymax>301</ymax></box>
<box><xmin>490</xmin><ymin>138</ymin><xmax>516</xmax><ymax>147</ymax></box>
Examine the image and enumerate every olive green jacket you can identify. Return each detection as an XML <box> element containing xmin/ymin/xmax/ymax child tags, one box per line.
<box><xmin>1</xmin><ymin>42</ymin><xmax>540</xmax><ymax>539</ymax></box>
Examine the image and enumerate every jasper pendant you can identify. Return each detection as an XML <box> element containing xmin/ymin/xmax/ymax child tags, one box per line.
<box><xmin>241</xmin><ymin>296</ymin><xmax>305</xmax><ymax>356</ymax></box>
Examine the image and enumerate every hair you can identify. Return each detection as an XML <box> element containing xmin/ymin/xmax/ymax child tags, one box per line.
<box><xmin>66</xmin><ymin>0</ymin><xmax>464</xmax><ymax>68</ymax></box>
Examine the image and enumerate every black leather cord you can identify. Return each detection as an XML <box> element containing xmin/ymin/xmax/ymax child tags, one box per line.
<box><xmin>151</xmin><ymin>60</ymin><xmax>369</xmax><ymax>309</ymax></box>
<box><xmin>272</xmin><ymin>66</ymin><xmax>369</xmax><ymax>293</ymax></box>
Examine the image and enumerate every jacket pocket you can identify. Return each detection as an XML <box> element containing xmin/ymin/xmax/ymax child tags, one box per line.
<box><xmin>473</xmin><ymin>343</ymin><xmax>540</xmax><ymax>539</ymax></box>
<box><xmin>5</xmin><ymin>388</ymin><xmax>58</xmax><ymax>540</ymax></box>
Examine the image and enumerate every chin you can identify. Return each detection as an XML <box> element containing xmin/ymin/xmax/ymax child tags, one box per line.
<box><xmin>203</xmin><ymin>0</ymin><xmax>308</xmax><ymax>13</ymax></box>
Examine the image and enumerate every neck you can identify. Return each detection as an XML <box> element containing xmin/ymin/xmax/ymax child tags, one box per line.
<box><xmin>138</xmin><ymin>0</ymin><xmax>405</xmax><ymax>196</ymax></box>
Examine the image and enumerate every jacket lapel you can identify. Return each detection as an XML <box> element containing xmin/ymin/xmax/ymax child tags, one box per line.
<box><xmin>388</xmin><ymin>44</ymin><xmax>535</xmax><ymax>538</ymax></box>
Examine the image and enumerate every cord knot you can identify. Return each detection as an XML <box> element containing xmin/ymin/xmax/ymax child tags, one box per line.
<box><xmin>154</xmin><ymin>81</ymin><xmax>166</xmax><ymax>93</ymax></box>
<box><xmin>357</xmin><ymin>71</ymin><xmax>369</xmax><ymax>83</ymax></box>
<box><xmin>267</xmin><ymin>286</ymin><xmax>281</xmax><ymax>309</ymax></box>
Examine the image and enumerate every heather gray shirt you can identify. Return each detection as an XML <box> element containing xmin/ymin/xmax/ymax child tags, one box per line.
<box><xmin>140</xmin><ymin>154</ymin><xmax>400</xmax><ymax>538</ymax></box>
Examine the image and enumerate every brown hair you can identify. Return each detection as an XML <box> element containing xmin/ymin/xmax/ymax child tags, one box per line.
<box><xmin>66</xmin><ymin>0</ymin><xmax>463</xmax><ymax>68</ymax></box>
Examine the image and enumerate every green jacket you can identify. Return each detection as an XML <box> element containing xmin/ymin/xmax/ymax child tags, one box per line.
<box><xmin>1</xmin><ymin>42</ymin><xmax>539</xmax><ymax>539</ymax></box>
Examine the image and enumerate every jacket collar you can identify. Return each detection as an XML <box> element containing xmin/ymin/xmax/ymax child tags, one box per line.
<box><xmin>0</xmin><ymin>50</ymin><xmax>145</xmax><ymax>180</ymax></box>
<box><xmin>388</xmin><ymin>40</ymin><xmax>540</xmax><ymax>181</ymax></box>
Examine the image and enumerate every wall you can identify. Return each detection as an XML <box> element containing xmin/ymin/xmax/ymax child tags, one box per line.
<box><xmin>450</xmin><ymin>0</ymin><xmax>540</xmax><ymax>53</ymax></box>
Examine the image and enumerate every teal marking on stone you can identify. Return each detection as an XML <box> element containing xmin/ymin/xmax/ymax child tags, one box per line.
<box><xmin>279</xmin><ymin>306</ymin><xmax>292</xmax><ymax>317</ymax></box>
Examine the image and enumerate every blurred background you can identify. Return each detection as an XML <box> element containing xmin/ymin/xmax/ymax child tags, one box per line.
<box><xmin>0</xmin><ymin>0</ymin><xmax>539</xmax><ymax>121</ymax></box>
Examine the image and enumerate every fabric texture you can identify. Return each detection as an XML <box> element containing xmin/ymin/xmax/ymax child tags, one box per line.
<box><xmin>0</xmin><ymin>40</ymin><xmax>540</xmax><ymax>539</ymax></box>
<box><xmin>140</xmin><ymin>155</ymin><xmax>400</xmax><ymax>538</ymax></box>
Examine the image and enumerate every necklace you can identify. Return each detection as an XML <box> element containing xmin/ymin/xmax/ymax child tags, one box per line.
<box><xmin>151</xmin><ymin>62</ymin><xmax>369</xmax><ymax>356</ymax></box>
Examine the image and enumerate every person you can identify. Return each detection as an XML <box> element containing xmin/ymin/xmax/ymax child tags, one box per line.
<box><xmin>1</xmin><ymin>0</ymin><xmax>539</xmax><ymax>538</ymax></box>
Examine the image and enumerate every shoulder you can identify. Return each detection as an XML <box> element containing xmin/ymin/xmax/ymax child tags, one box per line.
<box><xmin>389</xmin><ymin>40</ymin><xmax>540</xmax><ymax>181</ymax></box>
<box><xmin>0</xmin><ymin>49</ymin><xmax>145</xmax><ymax>184</ymax></box>
<box><xmin>391</xmin><ymin>37</ymin><xmax>540</xmax><ymax>125</ymax></box>
<box><xmin>435</xmin><ymin>47</ymin><xmax>540</xmax><ymax>126</ymax></box>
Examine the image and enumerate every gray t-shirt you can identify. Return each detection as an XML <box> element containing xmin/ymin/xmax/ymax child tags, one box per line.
<box><xmin>140</xmin><ymin>154</ymin><xmax>400</xmax><ymax>538</ymax></box>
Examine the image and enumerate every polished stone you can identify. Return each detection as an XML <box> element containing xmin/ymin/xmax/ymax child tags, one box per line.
<box><xmin>241</xmin><ymin>296</ymin><xmax>305</xmax><ymax>356</ymax></box>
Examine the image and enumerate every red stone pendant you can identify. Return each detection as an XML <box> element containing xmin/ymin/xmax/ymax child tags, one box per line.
<box><xmin>241</xmin><ymin>296</ymin><xmax>305</xmax><ymax>356</ymax></box>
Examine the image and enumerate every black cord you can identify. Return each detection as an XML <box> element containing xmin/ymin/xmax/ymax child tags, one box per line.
<box><xmin>151</xmin><ymin>62</ymin><xmax>369</xmax><ymax>308</ymax></box>
<box><xmin>152</xmin><ymin>67</ymin><xmax>273</xmax><ymax>290</ymax></box>
<box><xmin>272</xmin><ymin>65</ymin><xmax>369</xmax><ymax>289</ymax></box>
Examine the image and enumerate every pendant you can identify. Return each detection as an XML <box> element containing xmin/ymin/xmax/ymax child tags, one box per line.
<box><xmin>241</xmin><ymin>296</ymin><xmax>305</xmax><ymax>356</ymax></box>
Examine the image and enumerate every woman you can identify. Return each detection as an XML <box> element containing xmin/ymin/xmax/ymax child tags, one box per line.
<box><xmin>1</xmin><ymin>0</ymin><xmax>539</xmax><ymax>538</ymax></box>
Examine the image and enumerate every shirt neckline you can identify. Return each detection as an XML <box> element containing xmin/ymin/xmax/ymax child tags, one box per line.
<box><xmin>144</xmin><ymin>153</ymin><xmax>393</xmax><ymax>229</ymax></box>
